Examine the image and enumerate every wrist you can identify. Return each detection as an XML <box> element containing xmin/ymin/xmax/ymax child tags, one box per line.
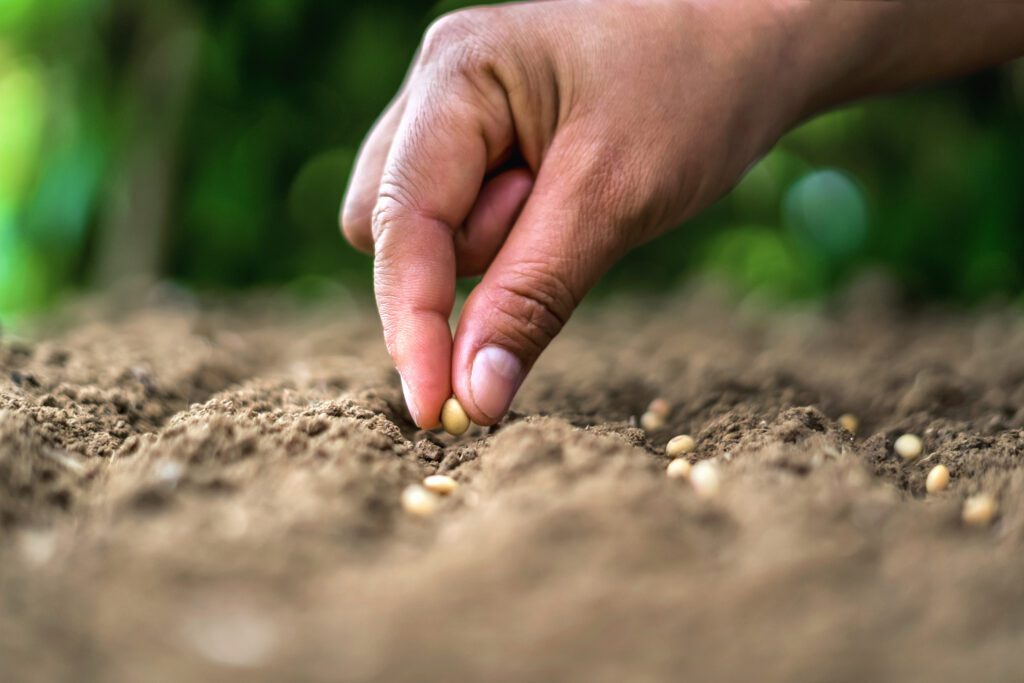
<box><xmin>763</xmin><ymin>0</ymin><xmax>892</xmax><ymax>123</ymax></box>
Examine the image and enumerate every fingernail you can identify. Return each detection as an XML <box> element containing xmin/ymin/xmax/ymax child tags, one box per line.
<box><xmin>470</xmin><ymin>346</ymin><xmax>524</xmax><ymax>420</ymax></box>
<box><xmin>399</xmin><ymin>373</ymin><xmax>423</xmax><ymax>427</ymax></box>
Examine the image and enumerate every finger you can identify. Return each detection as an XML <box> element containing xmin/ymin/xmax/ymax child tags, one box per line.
<box><xmin>340</xmin><ymin>92</ymin><xmax>408</xmax><ymax>253</ymax></box>
<box><xmin>455</xmin><ymin>168</ymin><xmax>533</xmax><ymax>277</ymax></box>
<box><xmin>451</xmin><ymin>145</ymin><xmax>629</xmax><ymax>425</ymax></box>
<box><xmin>374</xmin><ymin>63</ymin><xmax>513</xmax><ymax>428</ymax></box>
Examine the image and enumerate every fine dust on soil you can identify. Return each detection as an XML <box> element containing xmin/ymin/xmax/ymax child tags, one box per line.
<box><xmin>3</xmin><ymin>279</ymin><xmax>1024</xmax><ymax>682</ymax></box>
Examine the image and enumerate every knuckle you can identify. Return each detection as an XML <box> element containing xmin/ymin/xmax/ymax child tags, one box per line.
<box><xmin>422</xmin><ymin>10</ymin><xmax>480</xmax><ymax>52</ymax></box>
<box><xmin>370</xmin><ymin>197</ymin><xmax>401</xmax><ymax>249</ymax></box>
<box><xmin>490</xmin><ymin>261</ymin><xmax>577</xmax><ymax>356</ymax></box>
<box><xmin>372</xmin><ymin>169</ymin><xmax>455</xmax><ymax>245</ymax></box>
<box><xmin>420</xmin><ymin>9</ymin><xmax>495</xmax><ymax>72</ymax></box>
<box><xmin>371</xmin><ymin>175</ymin><xmax>420</xmax><ymax>244</ymax></box>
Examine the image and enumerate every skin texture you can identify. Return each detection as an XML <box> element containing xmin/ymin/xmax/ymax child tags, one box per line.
<box><xmin>341</xmin><ymin>0</ymin><xmax>1024</xmax><ymax>429</ymax></box>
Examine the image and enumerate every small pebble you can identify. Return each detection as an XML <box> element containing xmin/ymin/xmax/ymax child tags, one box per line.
<box><xmin>647</xmin><ymin>398</ymin><xmax>672</xmax><ymax>419</ymax></box>
<box><xmin>894</xmin><ymin>433</ymin><xmax>923</xmax><ymax>460</ymax></box>
<box><xmin>925</xmin><ymin>464</ymin><xmax>950</xmax><ymax>494</ymax></box>
<box><xmin>962</xmin><ymin>493</ymin><xmax>997</xmax><ymax>527</ymax></box>
<box><xmin>666</xmin><ymin>434</ymin><xmax>695</xmax><ymax>457</ymax></box>
<box><xmin>441</xmin><ymin>397</ymin><xmax>470</xmax><ymax>436</ymax></box>
<box><xmin>690</xmin><ymin>460</ymin><xmax>720</xmax><ymax>499</ymax></box>
<box><xmin>423</xmin><ymin>474</ymin><xmax>459</xmax><ymax>495</ymax></box>
<box><xmin>666</xmin><ymin>458</ymin><xmax>692</xmax><ymax>479</ymax></box>
<box><xmin>401</xmin><ymin>485</ymin><xmax>440</xmax><ymax>517</ymax></box>
<box><xmin>838</xmin><ymin>413</ymin><xmax>859</xmax><ymax>434</ymax></box>
<box><xmin>640</xmin><ymin>411</ymin><xmax>665</xmax><ymax>431</ymax></box>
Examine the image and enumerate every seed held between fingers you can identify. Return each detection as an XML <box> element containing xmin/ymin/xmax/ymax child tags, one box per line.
<box><xmin>441</xmin><ymin>397</ymin><xmax>471</xmax><ymax>436</ymax></box>
<box><xmin>666</xmin><ymin>434</ymin><xmax>695</xmax><ymax>457</ymax></box>
<box><xmin>690</xmin><ymin>460</ymin><xmax>720</xmax><ymax>499</ymax></box>
<box><xmin>401</xmin><ymin>485</ymin><xmax>440</xmax><ymax>517</ymax></box>
<box><xmin>925</xmin><ymin>464</ymin><xmax>950</xmax><ymax>494</ymax></box>
<box><xmin>894</xmin><ymin>433</ymin><xmax>923</xmax><ymax>460</ymax></box>
<box><xmin>962</xmin><ymin>493</ymin><xmax>997</xmax><ymax>527</ymax></box>
<box><xmin>423</xmin><ymin>474</ymin><xmax>459</xmax><ymax>495</ymax></box>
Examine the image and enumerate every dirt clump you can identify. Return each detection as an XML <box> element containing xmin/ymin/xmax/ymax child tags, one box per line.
<box><xmin>3</xmin><ymin>287</ymin><xmax>1024</xmax><ymax>682</ymax></box>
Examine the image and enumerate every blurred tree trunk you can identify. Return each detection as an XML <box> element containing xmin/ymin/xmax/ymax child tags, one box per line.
<box><xmin>93</xmin><ymin>2</ymin><xmax>198</xmax><ymax>289</ymax></box>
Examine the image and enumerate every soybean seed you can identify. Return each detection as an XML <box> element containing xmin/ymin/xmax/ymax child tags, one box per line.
<box><xmin>925</xmin><ymin>464</ymin><xmax>950</xmax><ymax>494</ymax></box>
<box><xmin>838</xmin><ymin>414</ymin><xmax>859</xmax><ymax>435</ymax></box>
<box><xmin>647</xmin><ymin>398</ymin><xmax>672</xmax><ymax>419</ymax></box>
<box><xmin>423</xmin><ymin>474</ymin><xmax>459</xmax><ymax>495</ymax></box>
<box><xmin>640</xmin><ymin>411</ymin><xmax>665</xmax><ymax>431</ymax></box>
<box><xmin>894</xmin><ymin>433</ymin><xmax>923</xmax><ymax>460</ymax></box>
<box><xmin>962</xmin><ymin>493</ymin><xmax>997</xmax><ymax>527</ymax></box>
<box><xmin>666</xmin><ymin>434</ymin><xmax>695</xmax><ymax>457</ymax></box>
<box><xmin>441</xmin><ymin>397</ymin><xmax>470</xmax><ymax>436</ymax></box>
<box><xmin>690</xmin><ymin>460</ymin><xmax>720</xmax><ymax>499</ymax></box>
<box><xmin>401</xmin><ymin>485</ymin><xmax>439</xmax><ymax>518</ymax></box>
<box><xmin>666</xmin><ymin>458</ymin><xmax>692</xmax><ymax>479</ymax></box>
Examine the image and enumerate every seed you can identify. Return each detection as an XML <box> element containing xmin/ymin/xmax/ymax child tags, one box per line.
<box><xmin>666</xmin><ymin>434</ymin><xmax>695</xmax><ymax>457</ymax></box>
<box><xmin>423</xmin><ymin>474</ymin><xmax>459</xmax><ymax>495</ymax></box>
<box><xmin>647</xmin><ymin>398</ymin><xmax>672</xmax><ymax>419</ymax></box>
<box><xmin>665</xmin><ymin>458</ymin><xmax>692</xmax><ymax>479</ymax></box>
<box><xmin>690</xmin><ymin>460</ymin><xmax>720</xmax><ymax>499</ymax></box>
<box><xmin>640</xmin><ymin>411</ymin><xmax>665</xmax><ymax>431</ymax></box>
<box><xmin>401</xmin><ymin>485</ymin><xmax>439</xmax><ymax>517</ymax></box>
<box><xmin>441</xmin><ymin>397</ymin><xmax>470</xmax><ymax>436</ymax></box>
<box><xmin>894</xmin><ymin>433</ymin><xmax>923</xmax><ymax>460</ymax></box>
<box><xmin>838</xmin><ymin>413</ymin><xmax>859</xmax><ymax>435</ymax></box>
<box><xmin>962</xmin><ymin>493</ymin><xmax>997</xmax><ymax>527</ymax></box>
<box><xmin>925</xmin><ymin>464</ymin><xmax>950</xmax><ymax>494</ymax></box>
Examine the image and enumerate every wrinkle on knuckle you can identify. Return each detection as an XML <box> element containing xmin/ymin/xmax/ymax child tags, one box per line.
<box><xmin>372</xmin><ymin>171</ymin><xmax>422</xmax><ymax>244</ymax></box>
<box><xmin>370</xmin><ymin>197</ymin><xmax>401</xmax><ymax>248</ymax></box>
<box><xmin>421</xmin><ymin>9</ymin><xmax>494</xmax><ymax>66</ymax></box>
<box><xmin>489</xmin><ymin>262</ymin><xmax>576</xmax><ymax>355</ymax></box>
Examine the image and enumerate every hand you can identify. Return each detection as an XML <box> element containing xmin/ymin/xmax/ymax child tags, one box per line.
<box><xmin>341</xmin><ymin>0</ymin><xmax>1024</xmax><ymax>429</ymax></box>
<box><xmin>341</xmin><ymin>0</ymin><xmax>795</xmax><ymax>428</ymax></box>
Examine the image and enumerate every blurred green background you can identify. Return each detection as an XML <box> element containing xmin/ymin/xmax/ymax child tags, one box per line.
<box><xmin>1</xmin><ymin>0</ymin><xmax>1022</xmax><ymax>321</ymax></box>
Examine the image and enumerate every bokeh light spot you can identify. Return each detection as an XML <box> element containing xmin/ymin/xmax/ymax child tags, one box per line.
<box><xmin>783</xmin><ymin>168</ymin><xmax>868</xmax><ymax>260</ymax></box>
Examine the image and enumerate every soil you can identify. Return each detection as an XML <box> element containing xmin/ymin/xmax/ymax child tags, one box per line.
<box><xmin>3</xmin><ymin>279</ymin><xmax>1024</xmax><ymax>682</ymax></box>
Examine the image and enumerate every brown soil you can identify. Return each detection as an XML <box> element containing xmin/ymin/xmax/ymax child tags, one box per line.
<box><xmin>3</xmin><ymin>280</ymin><xmax>1024</xmax><ymax>682</ymax></box>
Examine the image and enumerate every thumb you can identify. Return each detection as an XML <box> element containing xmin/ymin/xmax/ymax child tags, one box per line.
<box><xmin>451</xmin><ymin>141</ymin><xmax>632</xmax><ymax>424</ymax></box>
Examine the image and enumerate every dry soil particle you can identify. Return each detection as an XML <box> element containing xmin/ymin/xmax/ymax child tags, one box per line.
<box><xmin>3</xmin><ymin>284</ymin><xmax>1024</xmax><ymax>682</ymax></box>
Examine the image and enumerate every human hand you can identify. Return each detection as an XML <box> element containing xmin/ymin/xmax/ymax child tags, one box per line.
<box><xmin>341</xmin><ymin>0</ymin><xmax>1024</xmax><ymax>429</ymax></box>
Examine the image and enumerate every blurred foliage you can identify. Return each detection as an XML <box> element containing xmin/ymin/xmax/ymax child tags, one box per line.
<box><xmin>0</xmin><ymin>0</ymin><xmax>1022</xmax><ymax>321</ymax></box>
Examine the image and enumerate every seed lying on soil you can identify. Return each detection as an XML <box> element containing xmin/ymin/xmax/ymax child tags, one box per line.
<box><xmin>666</xmin><ymin>434</ymin><xmax>695</xmax><ymax>457</ymax></box>
<box><xmin>640</xmin><ymin>411</ymin><xmax>665</xmax><ymax>431</ymax></box>
<box><xmin>647</xmin><ymin>398</ymin><xmax>672</xmax><ymax>419</ymax></box>
<box><xmin>894</xmin><ymin>434</ymin><xmax>923</xmax><ymax>460</ymax></box>
<box><xmin>838</xmin><ymin>414</ymin><xmax>859</xmax><ymax>435</ymax></box>
<box><xmin>401</xmin><ymin>485</ymin><xmax>440</xmax><ymax>518</ymax></box>
<box><xmin>925</xmin><ymin>464</ymin><xmax>950</xmax><ymax>494</ymax></box>
<box><xmin>690</xmin><ymin>461</ymin><xmax>720</xmax><ymax>499</ymax></box>
<box><xmin>962</xmin><ymin>493</ymin><xmax>997</xmax><ymax>527</ymax></box>
<box><xmin>665</xmin><ymin>458</ymin><xmax>692</xmax><ymax>479</ymax></box>
<box><xmin>423</xmin><ymin>474</ymin><xmax>459</xmax><ymax>495</ymax></box>
<box><xmin>441</xmin><ymin>397</ymin><xmax>470</xmax><ymax>436</ymax></box>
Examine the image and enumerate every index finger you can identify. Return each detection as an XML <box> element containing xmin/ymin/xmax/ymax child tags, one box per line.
<box><xmin>373</xmin><ymin>65</ymin><xmax>510</xmax><ymax>428</ymax></box>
